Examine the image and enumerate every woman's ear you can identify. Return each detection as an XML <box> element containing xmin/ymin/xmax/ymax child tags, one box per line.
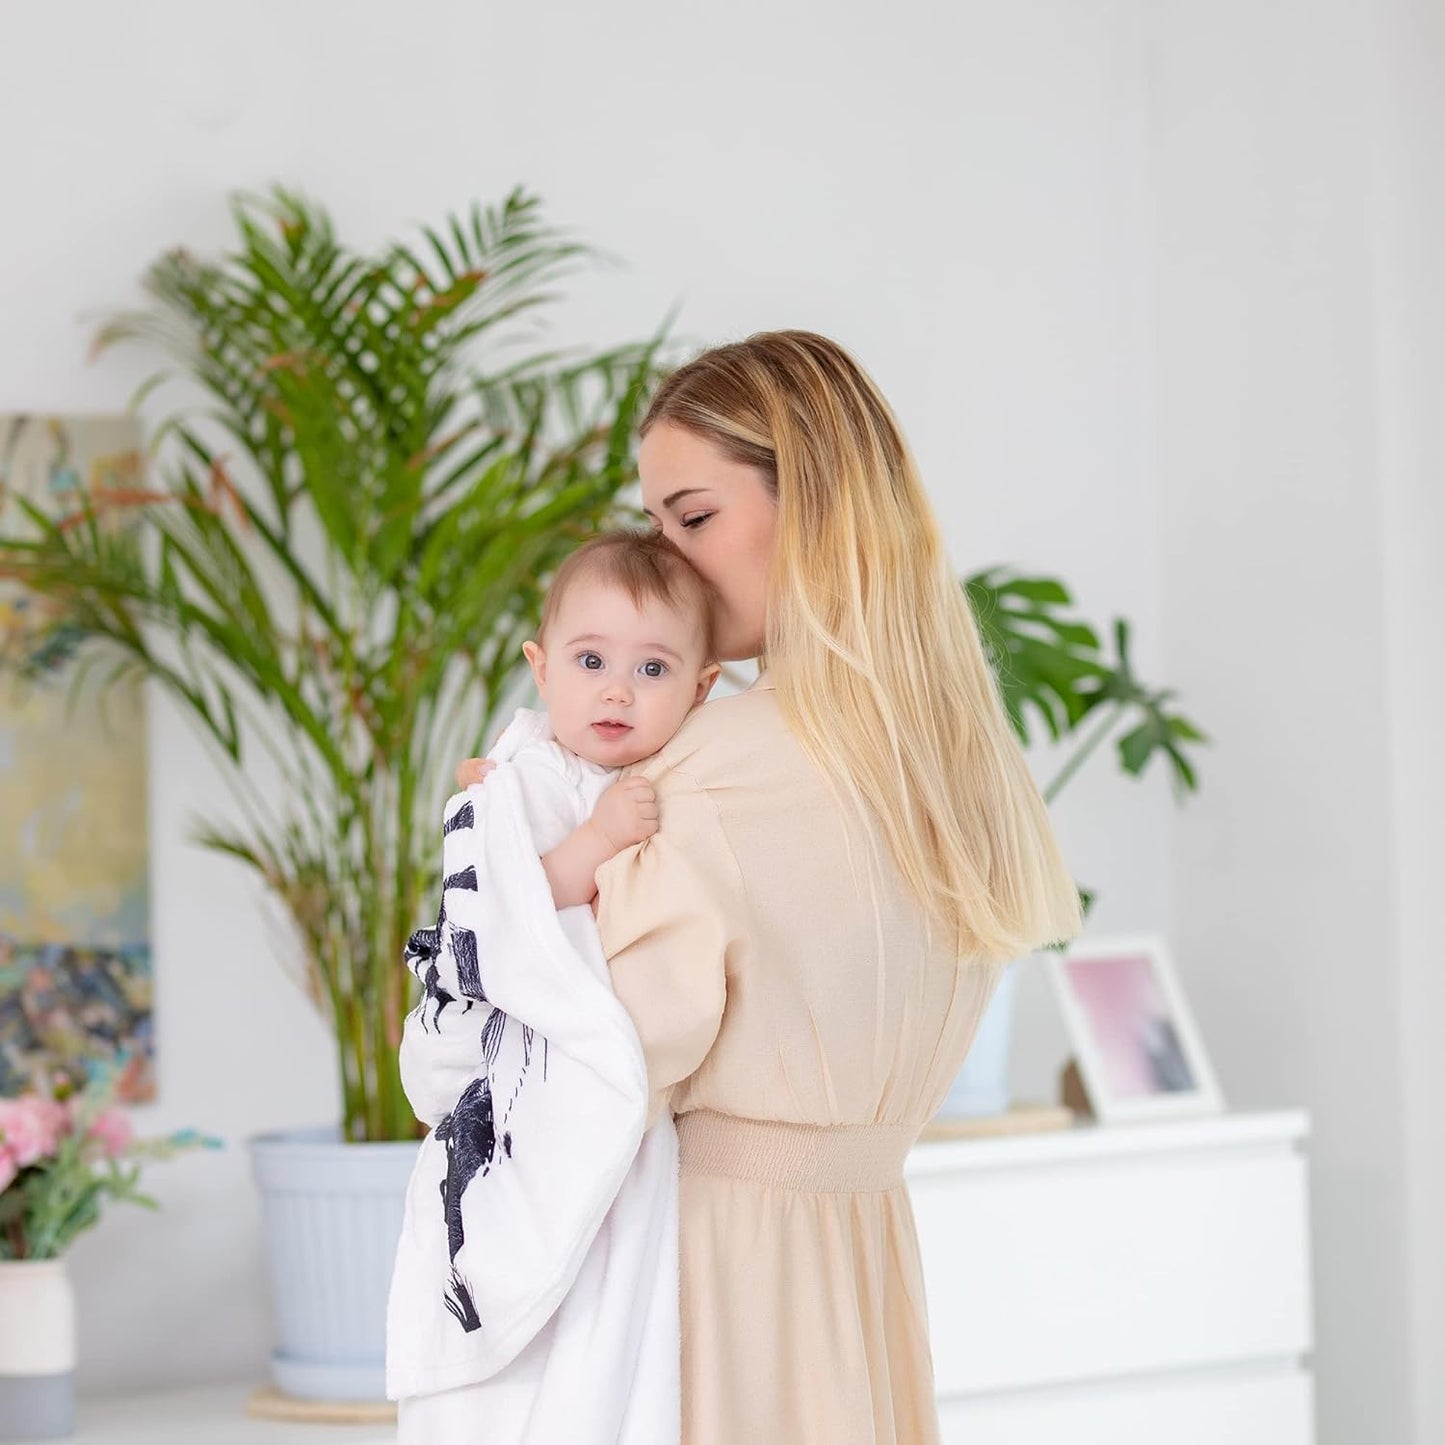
<box><xmin>522</xmin><ymin>640</ymin><xmax>547</xmax><ymax>696</ymax></box>
<box><xmin>694</xmin><ymin>663</ymin><xmax>722</xmax><ymax>704</ymax></box>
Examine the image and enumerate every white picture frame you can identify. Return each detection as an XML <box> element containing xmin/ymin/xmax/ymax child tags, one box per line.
<box><xmin>1048</xmin><ymin>935</ymin><xmax>1225</xmax><ymax>1123</ymax></box>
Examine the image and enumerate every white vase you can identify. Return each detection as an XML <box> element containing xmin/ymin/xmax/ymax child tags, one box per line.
<box><xmin>0</xmin><ymin>1258</ymin><xmax>76</xmax><ymax>1440</ymax></box>
<box><xmin>937</xmin><ymin>960</ymin><xmax>1022</xmax><ymax>1117</ymax></box>
<box><xmin>250</xmin><ymin>1127</ymin><xmax>421</xmax><ymax>1401</ymax></box>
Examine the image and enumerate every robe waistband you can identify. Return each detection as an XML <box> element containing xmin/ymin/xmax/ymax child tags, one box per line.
<box><xmin>675</xmin><ymin>1109</ymin><xmax>916</xmax><ymax>1193</ymax></box>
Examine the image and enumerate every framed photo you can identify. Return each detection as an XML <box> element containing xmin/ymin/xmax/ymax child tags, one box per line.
<box><xmin>1048</xmin><ymin>936</ymin><xmax>1224</xmax><ymax>1123</ymax></box>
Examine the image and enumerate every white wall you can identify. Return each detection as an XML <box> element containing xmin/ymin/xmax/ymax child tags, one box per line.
<box><xmin>1370</xmin><ymin>3</ymin><xmax>1445</xmax><ymax>1442</ymax></box>
<box><xmin>1147</xmin><ymin>2</ymin><xmax>1443</xmax><ymax>1442</ymax></box>
<box><xmin>5</xmin><ymin>3</ymin><xmax>1437</xmax><ymax>1438</ymax></box>
<box><xmin>0</xmin><ymin>0</ymin><xmax>1172</xmax><ymax>1399</ymax></box>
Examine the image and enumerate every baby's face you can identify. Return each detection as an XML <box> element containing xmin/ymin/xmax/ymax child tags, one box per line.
<box><xmin>523</xmin><ymin>579</ymin><xmax>719</xmax><ymax>767</ymax></box>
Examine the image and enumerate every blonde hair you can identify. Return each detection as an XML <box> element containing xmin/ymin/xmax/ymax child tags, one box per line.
<box><xmin>540</xmin><ymin>528</ymin><xmax>717</xmax><ymax>660</ymax></box>
<box><xmin>642</xmin><ymin>331</ymin><xmax>1080</xmax><ymax>963</ymax></box>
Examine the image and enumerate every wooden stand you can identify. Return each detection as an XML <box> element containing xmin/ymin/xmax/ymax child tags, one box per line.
<box><xmin>1059</xmin><ymin>1057</ymin><xmax>1096</xmax><ymax>1119</ymax></box>
<box><xmin>919</xmin><ymin>1101</ymin><xmax>1075</xmax><ymax>1142</ymax></box>
<box><xmin>246</xmin><ymin>1387</ymin><xmax>397</xmax><ymax>1426</ymax></box>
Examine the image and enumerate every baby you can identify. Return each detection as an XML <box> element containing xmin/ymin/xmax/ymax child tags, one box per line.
<box><xmin>491</xmin><ymin>527</ymin><xmax>719</xmax><ymax>905</ymax></box>
<box><xmin>389</xmin><ymin>528</ymin><xmax>718</xmax><ymax>1435</ymax></box>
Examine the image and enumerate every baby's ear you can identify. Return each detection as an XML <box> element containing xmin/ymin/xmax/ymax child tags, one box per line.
<box><xmin>695</xmin><ymin>662</ymin><xmax>722</xmax><ymax>704</ymax></box>
<box><xmin>522</xmin><ymin>640</ymin><xmax>547</xmax><ymax>693</ymax></box>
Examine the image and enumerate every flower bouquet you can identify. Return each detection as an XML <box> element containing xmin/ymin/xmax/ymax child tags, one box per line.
<box><xmin>0</xmin><ymin>1071</ymin><xmax>218</xmax><ymax>1439</ymax></box>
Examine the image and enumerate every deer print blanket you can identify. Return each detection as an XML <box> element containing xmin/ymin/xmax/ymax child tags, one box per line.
<box><xmin>386</xmin><ymin>708</ymin><xmax>681</xmax><ymax>1443</ymax></box>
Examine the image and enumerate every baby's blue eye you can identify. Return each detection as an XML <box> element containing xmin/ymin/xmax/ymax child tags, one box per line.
<box><xmin>577</xmin><ymin>652</ymin><xmax>604</xmax><ymax>671</ymax></box>
<box><xmin>640</xmin><ymin>660</ymin><xmax>668</xmax><ymax>679</ymax></box>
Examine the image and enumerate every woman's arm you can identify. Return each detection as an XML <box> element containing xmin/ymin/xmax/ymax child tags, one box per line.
<box><xmin>594</xmin><ymin>770</ymin><xmax>740</xmax><ymax>1128</ymax></box>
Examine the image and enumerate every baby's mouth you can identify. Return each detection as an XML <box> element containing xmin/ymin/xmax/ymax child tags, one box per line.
<box><xmin>591</xmin><ymin>720</ymin><xmax>633</xmax><ymax>739</ymax></box>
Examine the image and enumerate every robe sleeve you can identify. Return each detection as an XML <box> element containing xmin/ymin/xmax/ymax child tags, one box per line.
<box><xmin>594</xmin><ymin>767</ymin><xmax>744</xmax><ymax>1129</ymax></box>
<box><xmin>397</xmin><ymin>750</ymin><xmax>584</xmax><ymax>1129</ymax></box>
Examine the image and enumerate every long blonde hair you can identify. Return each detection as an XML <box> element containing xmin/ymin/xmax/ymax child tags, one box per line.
<box><xmin>642</xmin><ymin>331</ymin><xmax>1081</xmax><ymax>963</ymax></box>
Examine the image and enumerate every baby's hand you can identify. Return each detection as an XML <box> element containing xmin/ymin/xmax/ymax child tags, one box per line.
<box><xmin>589</xmin><ymin>777</ymin><xmax>658</xmax><ymax>853</ymax></box>
<box><xmin>456</xmin><ymin>757</ymin><xmax>496</xmax><ymax>789</ymax></box>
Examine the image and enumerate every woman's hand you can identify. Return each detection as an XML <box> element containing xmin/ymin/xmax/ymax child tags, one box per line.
<box><xmin>456</xmin><ymin>757</ymin><xmax>496</xmax><ymax>789</ymax></box>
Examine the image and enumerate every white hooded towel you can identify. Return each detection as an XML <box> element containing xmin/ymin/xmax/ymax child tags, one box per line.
<box><xmin>386</xmin><ymin>711</ymin><xmax>680</xmax><ymax>1443</ymax></box>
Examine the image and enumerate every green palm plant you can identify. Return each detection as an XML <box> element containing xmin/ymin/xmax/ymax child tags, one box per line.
<box><xmin>0</xmin><ymin>188</ymin><xmax>667</xmax><ymax>1142</ymax></box>
<box><xmin>0</xmin><ymin>189</ymin><xmax>1200</xmax><ymax>1142</ymax></box>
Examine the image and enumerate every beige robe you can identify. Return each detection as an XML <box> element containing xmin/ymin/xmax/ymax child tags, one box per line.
<box><xmin>595</xmin><ymin>678</ymin><xmax>1000</xmax><ymax>1445</ymax></box>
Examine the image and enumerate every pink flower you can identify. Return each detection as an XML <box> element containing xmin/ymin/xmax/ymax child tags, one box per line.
<box><xmin>35</xmin><ymin>1097</ymin><xmax>70</xmax><ymax>1143</ymax></box>
<box><xmin>0</xmin><ymin>1096</ymin><xmax>69</xmax><ymax>1168</ymax></box>
<box><xmin>0</xmin><ymin>1147</ymin><xmax>16</xmax><ymax>1193</ymax></box>
<box><xmin>86</xmin><ymin>1107</ymin><xmax>133</xmax><ymax>1160</ymax></box>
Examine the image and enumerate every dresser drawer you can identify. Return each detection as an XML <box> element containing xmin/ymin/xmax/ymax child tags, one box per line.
<box><xmin>938</xmin><ymin>1363</ymin><xmax>1314</xmax><ymax>1445</ymax></box>
<box><xmin>908</xmin><ymin>1119</ymin><xmax>1313</xmax><ymax>1395</ymax></box>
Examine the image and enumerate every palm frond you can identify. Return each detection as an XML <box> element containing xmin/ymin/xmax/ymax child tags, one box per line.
<box><xmin>1</xmin><ymin>187</ymin><xmax>674</xmax><ymax>1142</ymax></box>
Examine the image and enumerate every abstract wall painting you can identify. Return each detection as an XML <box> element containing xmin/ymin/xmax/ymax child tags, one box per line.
<box><xmin>0</xmin><ymin>416</ymin><xmax>153</xmax><ymax>1101</ymax></box>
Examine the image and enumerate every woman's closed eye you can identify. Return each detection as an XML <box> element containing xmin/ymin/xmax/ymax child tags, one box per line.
<box><xmin>681</xmin><ymin>511</ymin><xmax>713</xmax><ymax>530</ymax></box>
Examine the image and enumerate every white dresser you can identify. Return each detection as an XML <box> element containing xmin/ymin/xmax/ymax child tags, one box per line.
<box><xmin>44</xmin><ymin>1111</ymin><xmax>1312</xmax><ymax>1445</ymax></box>
<box><xmin>905</xmin><ymin>1110</ymin><xmax>1315</xmax><ymax>1445</ymax></box>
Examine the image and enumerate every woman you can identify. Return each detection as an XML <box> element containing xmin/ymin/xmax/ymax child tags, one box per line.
<box><xmin>459</xmin><ymin>331</ymin><xmax>1080</xmax><ymax>1443</ymax></box>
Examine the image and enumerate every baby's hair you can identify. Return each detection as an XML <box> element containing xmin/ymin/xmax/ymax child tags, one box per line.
<box><xmin>539</xmin><ymin>529</ymin><xmax>718</xmax><ymax>660</ymax></box>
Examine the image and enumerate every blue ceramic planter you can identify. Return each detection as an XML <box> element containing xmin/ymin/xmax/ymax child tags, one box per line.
<box><xmin>250</xmin><ymin>1127</ymin><xmax>421</xmax><ymax>1401</ymax></box>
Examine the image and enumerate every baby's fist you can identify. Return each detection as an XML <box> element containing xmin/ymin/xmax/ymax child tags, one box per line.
<box><xmin>591</xmin><ymin>777</ymin><xmax>659</xmax><ymax>852</ymax></box>
<box><xmin>456</xmin><ymin>757</ymin><xmax>496</xmax><ymax>789</ymax></box>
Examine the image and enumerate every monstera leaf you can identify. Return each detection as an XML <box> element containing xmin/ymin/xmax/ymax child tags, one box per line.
<box><xmin>964</xmin><ymin>571</ymin><xmax>1207</xmax><ymax>805</ymax></box>
<box><xmin>1085</xmin><ymin>620</ymin><xmax>1206</xmax><ymax>796</ymax></box>
<box><xmin>964</xmin><ymin>568</ymin><xmax>1108</xmax><ymax>745</ymax></box>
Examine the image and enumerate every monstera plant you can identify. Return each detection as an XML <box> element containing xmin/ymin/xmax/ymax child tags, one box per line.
<box><xmin>966</xmin><ymin>569</ymin><xmax>1204</xmax><ymax>807</ymax></box>
<box><xmin>0</xmin><ymin>188</ymin><xmax>666</xmax><ymax>1144</ymax></box>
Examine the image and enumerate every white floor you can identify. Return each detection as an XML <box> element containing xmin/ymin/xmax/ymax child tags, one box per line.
<box><xmin>27</xmin><ymin>1386</ymin><xmax>396</xmax><ymax>1445</ymax></box>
